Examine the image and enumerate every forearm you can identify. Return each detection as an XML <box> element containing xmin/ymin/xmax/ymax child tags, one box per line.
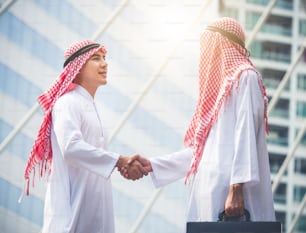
<box><xmin>225</xmin><ymin>183</ymin><xmax>245</xmax><ymax>216</ymax></box>
<box><xmin>60</xmin><ymin>138</ymin><xmax>120</xmax><ymax>178</ymax></box>
<box><xmin>150</xmin><ymin>147</ymin><xmax>193</xmax><ymax>187</ymax></box>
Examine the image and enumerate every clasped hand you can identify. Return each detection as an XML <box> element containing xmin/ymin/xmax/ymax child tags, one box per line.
<box><xmin>116</xmin><ymin>154</ymin><xmax>152</xmax><ymax>180</ymax></box>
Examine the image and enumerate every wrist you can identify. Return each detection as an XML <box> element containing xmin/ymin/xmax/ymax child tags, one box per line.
<box><xmin>116</xmin><ymin>156</ymin><xmax>124</xmax><ymax>169</ymax></box>
<box><xmin>230</xmin><ymin>183</ymin><xmax>243</xmax><ymax>193</ymax></box>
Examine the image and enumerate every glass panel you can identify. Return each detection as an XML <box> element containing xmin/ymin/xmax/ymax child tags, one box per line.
<box><xmin>247</xmin><ymin>0</ymin><xmax>293</xmax><ymax>10</ymax></box>
<box><xmin>222</xmin><ymin>7</ymin><xmax>238</xmax><ymax>20</ymax></box>
<box><xmin>0</xmin><ymin>12</ymin><xmax>62</xmax><ymax>69</ymax></box>
<box><xmin>261</xmin><ymin>69</ymin><xmax>289</xmax><ymax>90</ymax></box>
<box><xmin>246</xmin><ymin>12</ymin><xmax>260</xmax><ymax>30</ymax></box>
<box><xmin>300</xmin><ymin>19</ymin><xmax>306</xmax><ymax>36</ymax></box>
<box><xmin>270</xmin><ymin>99</ymin><xmax>289</xmax><ymax>118</ymax></box>
<box><xmin>0</xmin><ymin>63</ymin><xmax>42</xmax><ymax>107</ymax></box>
<box><xmin>263</xmin><ymin>15</ymin><xmax>292</xmax><ymax>36</ymax></box>
<box><xmin>275</xmin><ymin>211</ymin><xmax>286</xmax><ymax>231</ymax></box>
<box><xmin>295</xmin><ymin>159</ymin><xmax>306</xmax><ymax>175</ymax></box>
<box><xmin>296</xmin><ymin>101</ymin><xmax>306</xmax><ymax>118</ymax></box>
<box><xmin>0</xmin><ymin>178</ymin><xmax>44</xmax><ymax>226</ymax></box>
<box><xmin>250</xmin><ymin>41</ymin><xmax>291</xmax><ymax>63</ymax></box>
<box><xmin>269</xmin><ymin>152</ymin><xmax>286</xmax><ymax>174</ymax></box>
<box><xmin>267</xmin><ymin>125</ymin><xmax>288</xmax><ymax>146</ymax></box>
<box><xmin>297</xmin><ymin>74</ymin><xmax>306</xmax><ymax>90</ymax></box>
<box><xmin>274</xmin><ymin>183</ymin><xmax>287</xmax><ymax>204</ymax></box>
<box><xmin>297</xmin><ymin>215</ymin><xmax>306</xmax><ymax>232</ymax></box>
<box><xmin>293</xmin><ymin>186</ymin><xmax>306</xmax><ymax>202</ymax></box>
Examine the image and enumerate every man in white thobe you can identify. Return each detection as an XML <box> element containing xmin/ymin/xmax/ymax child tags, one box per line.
<box><xmin>149</xmin><ymin>70</ymin><xmax>275</xmax><ymax>221</ymax></box>
<box><xmin>125</xmin><ymin>17</ymin><xmax>276</xmax><ymax>224</ymax></box>
<box><xmin>24</xmin><ymin>40</ymin><xmax>149</xmax><ymax>233</ymax></box>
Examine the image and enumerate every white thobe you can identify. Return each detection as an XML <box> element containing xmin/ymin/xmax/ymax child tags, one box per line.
<box><xmin>42</xmin><ymin>85</ymin><xmax>120</xmax><ymax>233</ymax></box>
<box><xmin>150</xmin><ymin>70</ymin><xmax>276</xmax><ymax>222</ymax></box>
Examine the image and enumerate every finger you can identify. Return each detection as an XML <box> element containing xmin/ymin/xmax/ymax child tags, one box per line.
<box><xmin>128</xmin><ymin>168</ymin><xmax>141</xmax><ymax>180</ymax></box>
<box><xmin>137</xmin><ymin>163</ymin><xmax>148</xmax><ymax>176</ymax></box>
<box><xmin>127</xmin><ymin>154</ymin><xmax>140</xmax><ymax>164</ymax></box>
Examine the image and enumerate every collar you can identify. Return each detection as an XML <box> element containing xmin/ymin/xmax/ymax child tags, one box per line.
<box><xmin>74</xmin><ymin>85</ymin><xmax>95</xmax><ymax>102</ymax></box>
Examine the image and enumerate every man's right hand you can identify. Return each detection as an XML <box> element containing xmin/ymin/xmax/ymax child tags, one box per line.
<box><xmin>116</xmin><ymin>155</ymin><xmax>152</xmax><ymax>180</ymax></box>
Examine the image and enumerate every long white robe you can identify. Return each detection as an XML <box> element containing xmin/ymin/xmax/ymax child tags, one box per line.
<box><xmin>150</xmin><ymin>70</ymin><xmax>276</xmax><ymax>222</ymax></box>
<box><xmin>42</xmin><ymin>85</ymin><xmax>120</xmax><ymax>233</ymax></box>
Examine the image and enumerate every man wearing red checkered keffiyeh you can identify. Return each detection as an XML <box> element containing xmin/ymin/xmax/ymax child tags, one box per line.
<box><xmin>145</xmin><ymin>17</ymin><xmax>276</xmax><ymax>223</ymax></box>
<box><xmin>24</xmin><ymin>40</ymin><xmax>150</xmax><ymax>233</ymax></box>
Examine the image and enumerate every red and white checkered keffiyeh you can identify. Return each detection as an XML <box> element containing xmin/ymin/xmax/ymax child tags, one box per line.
<box><xmin>184</xmin><ymin>17</ymin><xmax>268</xmax><ymax>182</ymax></box>
<box><xmin>24</xmin><ymin>40</ymin><xmax>107</xmax><ymax>195</ymax></box>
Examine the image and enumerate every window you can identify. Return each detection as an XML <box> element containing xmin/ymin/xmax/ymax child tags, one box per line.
<box><xmin>246</xmin><ymin>0</ymin><xmax>293</xmax><ymax>10</ymax></box>
<box><xmin>267</xmin><ymin>125</ymin><xmax>288</xmax><ymax>146</ymax></box>
<box><xmin>299</xmin><ymin>19</ymin><xmax>306</xmax><ymax>36</ymax></box>
<box><xmin>274</xmin><ymin>183</ymin><xmax>287</xmax><ymax>204</ymax></box>
<box><xmin>262</xmin><ymin>69</ymin><xmax>289</xmax><ymax>90</ymax></box>
<box><xmin>270</xmin><ymin>99</ymin><xmax>289</xmax><ymax>118</ymax></box>
<box><xmin>250</xmin><ymin>41</ymin><xmax>291</xmax><ymax>63</ymax></box>
<box><xmin>295</xmin><ymin>159</ymin><xmax>306</xmax><ymax>175</ymax></box>
<box><xmin>296</xmin><ymin>101</ymin><xmax>306</xmax><ymax>118</ymax></box>
<box><xmin>297</xmin><ymin>74</ymin><xmax>306</xmax><ymax>91</ymax></box>
<box><xmin>275</xmin><ymin>211</ymin><xmax>286</xmax><ymax>231</ymax></box>
<box><xmin>246</xmin><ymin>12</ymin><xmax>260</xmax><ymax>30</ymax></box>
<box><xmin>293</xmin><ymin>186</ymin><xmax>306</xmax><ymax>202</ymax></box>
<box><xmin>269</xmin><ymin>153</ymin><xmax>286</xmax><ymax>174</ymax></box>
<box><xmin>296</xmin><ymin>215</ymin><xmax>306</xmax><ymax>232</ymax></box>
<box><xmin>221</xmin><ymin>7</ymin><xmax>238</xmax><ymax>20</ymax></box>
<box><xmin>265</xmin><ymin>15</ymin><xmax>291</xmax><ymax>36</ymax></box>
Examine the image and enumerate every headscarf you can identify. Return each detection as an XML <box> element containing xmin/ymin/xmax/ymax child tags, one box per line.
<box><xmin>24</xmin><ymin>40</ymin><xmax>107</xmax><ymax>195</ymax></box>
<box><xmin>184</xmin><ymin>17</ymin><xmax>268</xmax><ymax>182</ymax></box>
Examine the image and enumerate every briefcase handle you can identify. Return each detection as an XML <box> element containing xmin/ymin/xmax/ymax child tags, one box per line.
<box><xmin>218</xmin><ymin>209</ymin><xmax>250</xmax><ymax>222</ymax></box>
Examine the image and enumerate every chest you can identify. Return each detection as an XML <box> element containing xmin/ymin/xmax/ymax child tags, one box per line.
<box><xmin>78</xmin><ymin>101</ymin><xmax>104</xmax><ymax>142</ymax></box>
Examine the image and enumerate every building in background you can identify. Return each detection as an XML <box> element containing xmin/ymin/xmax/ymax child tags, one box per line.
<box><xmin>0</xmin><ymin>1</ymin><xmax>217</xmax><ymax>233</ymax></box>
<box><xmin>0</xmin><ymin>0</ymin><xmax>305</xmax><ymax>233</ymax></box>
<box><xmin>220</xmin><ymin>0</ymin><xmax>306</xmax><ymax>232</ymax></box>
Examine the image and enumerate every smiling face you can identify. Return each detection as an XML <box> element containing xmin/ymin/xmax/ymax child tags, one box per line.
<box><xmin>74</xmin><ymin>50</ymin><xmax>108</xmax><ymax>97</ymax></box>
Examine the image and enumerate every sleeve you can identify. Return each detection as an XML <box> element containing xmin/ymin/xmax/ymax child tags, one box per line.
<box><xmin>230</xmin><ymin>70</ymin><xmax>264</xmax><ymax>187</ymax></box>
<box><xmin>150</xmin><ymin>147</ymin><xmax>193</xmax><ymax>188</ymax></box>
<box><xmin>52</xmin><ymin>98</ymin><xmax>120</xmax><ymax>178</ymax></box>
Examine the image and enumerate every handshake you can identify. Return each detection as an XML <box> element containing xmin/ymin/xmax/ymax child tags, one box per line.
<box><xmin>116</xmin><ymin>154</ymin><xmax>152</xmax><ymax>180</ymax></box>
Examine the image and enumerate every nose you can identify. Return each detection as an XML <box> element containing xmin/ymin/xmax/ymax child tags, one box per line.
<box><xmin>100</xmin><ymin>59</ymin><xmax>107</xmax><ymax>67</ymax></box>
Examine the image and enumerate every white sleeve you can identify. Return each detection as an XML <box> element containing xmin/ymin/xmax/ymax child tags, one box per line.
<box><xmin>231</xmin><ymin>70</ymin><xmax>263</xmax><ymax>187</ymax></box>
<box><xmin>52</xmin><ymin>99</ymin><xmax>120</xmax><ymax>178</ymax></box>
<box><xmin>150</xmin><ymin>147</ymin><xmax>193</xmax><ymax>188</ymax></box>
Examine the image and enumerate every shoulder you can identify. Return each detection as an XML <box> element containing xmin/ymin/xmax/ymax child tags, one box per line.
<box><xmin>238</xmin><ymin>69</ymin><xmax>262</xmax><ymax>88</ymax></box>
<box><xmin>53</xmin><ymin>90</ymin><xmax>80</xmax><ymax>112</ymax></box>
<box><xmin>240</xmin><ymin>69</ymin><xmax>259</xmax><ymax>80</ymax></box>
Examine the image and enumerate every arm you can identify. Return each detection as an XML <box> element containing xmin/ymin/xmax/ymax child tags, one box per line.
<box><xmin>225</xmin><ymin>70</ymin><xmax>264</xmax><ymax>216</ymax></box>
<box><xmin>122</xmin><ymin>148</ymin><xmax>192</xmax><ymax>186</ymax></box>
<box><xmin>149</xmin><ymin>147</ymin><xmax>193</xmax><ymax>187</ymax></box>
<box><xmin>52</xmin><ymin>98</ymin><xmax>120</xmax><ymax>178</ymax></box>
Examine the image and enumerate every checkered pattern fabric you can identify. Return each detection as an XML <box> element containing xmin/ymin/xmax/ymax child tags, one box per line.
<box><xmin>184</xmin><ymin>17</ymin><xmax>268</xmax><ymax>182</ymax></box>
<box><xmin>24</xmin><ymin>40</ymin><xmax>107</xmax><ymax>195</ymax></box>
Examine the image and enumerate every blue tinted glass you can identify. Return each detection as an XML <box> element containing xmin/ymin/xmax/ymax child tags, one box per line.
<box><xmin>0</xmin><ymin>178</ymin><xmax>43</xmax><ymax>226</ymax></box>
<box><xmin>0</xmin><ymin>63</ymin><xmax>42</xmax><ymax>107</ymax></box>
<box><xmin>0</xmin><ymin>120</ymin><xmax>33</xmax><ymax>161</ymax></box>
<box><xmin>0</xmin><ymin>12</ymin><xmax>63</xmax><ymax>69</ymax></box>
<box><xmin>33</xmin><ymin>0</ymin><xmax>95</xmax><ymax>36</ymax></box>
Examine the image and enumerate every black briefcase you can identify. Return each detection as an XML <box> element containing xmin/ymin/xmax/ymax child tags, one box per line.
<box><xmin>186</xmin><ymin>209</ymin><xmax>282</xmax><ymax>233</ymax></box>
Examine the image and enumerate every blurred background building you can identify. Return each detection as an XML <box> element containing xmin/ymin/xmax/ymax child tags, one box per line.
<box><xmin>0</xmin><ymin>0</ymin><xmax>305</xmax><ymax>233</ymax></box>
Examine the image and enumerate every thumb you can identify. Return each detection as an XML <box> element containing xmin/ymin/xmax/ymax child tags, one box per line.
<box><xmin>127</xmin><ymin>154</ymin><xmax>140</xmax><ymax>164</ymax></box>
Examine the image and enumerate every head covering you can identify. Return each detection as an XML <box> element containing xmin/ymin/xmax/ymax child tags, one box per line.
<box><xmin>184</xmin><ymin>17</ymin><xmax>268</xmax><ymax>182</ymax></box>
<box><xmin>24</xmin><ymin>40</ymin><xmax>107</xmax><ymax>195</ymax></box>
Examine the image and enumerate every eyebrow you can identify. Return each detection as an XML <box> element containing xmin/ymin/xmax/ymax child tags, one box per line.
<box><xmin>91</xmin><ymin>53</ymin><xmax>105</xmax><ymax>58</ymax></box>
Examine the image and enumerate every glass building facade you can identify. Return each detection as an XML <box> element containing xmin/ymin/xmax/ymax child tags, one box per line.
<box><xmin>0</xmin><ymin>0</ymin><xmax>305</xmax><ymax>233</ymax></box>
<box><xmin>0</xmin><ymin>0</ymin><xmax>216</xmax><ymax>232</ymax></box>
<box><xmin>221</xmin><ymin>0</ymin><xmax>306</xmax><ymax>232</ymax></box>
